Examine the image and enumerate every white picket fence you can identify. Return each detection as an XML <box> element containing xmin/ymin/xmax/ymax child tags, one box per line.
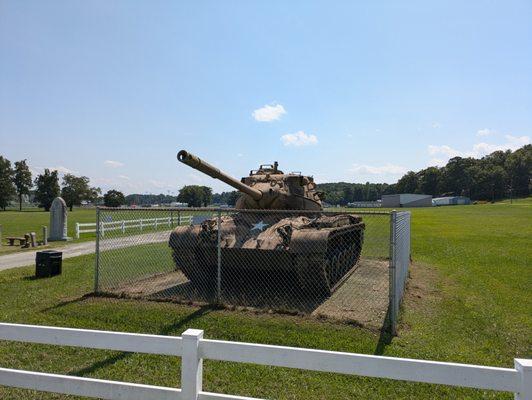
<box><xmin>0</xmin><ymin>323</ymin><xmax>530</xmax><ymax>399</ymax></box>
<box><xmin>76</xmin><ymin>215</ymin><xmax>193</xmax><ymax>238</ymax></box>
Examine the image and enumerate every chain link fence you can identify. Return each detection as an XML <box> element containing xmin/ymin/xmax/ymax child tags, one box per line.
<box><xmin>389</xmin><ymin>210</ymin><xmax>411</xmax><ymax>334</ymax></box>
<box><xmin>94</xmin><ymin>207</ymin><xmax>410</xmax><ymax>332</ymax></box>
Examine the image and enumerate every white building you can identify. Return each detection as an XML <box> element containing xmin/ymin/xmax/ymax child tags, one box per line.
<box><xmin>432</xmin><ymin>196</ymin><xmax>471</xmax><ymax>206</ymax></box>
<box><xmin>170</xmin><ymin>202</ymin><xmax>188</xmax><ymax>208</ymax></box>
<box><xmin>381</xmin><ymin>194</ymin><xmax>433</xmax><ymax>208</ymax></box>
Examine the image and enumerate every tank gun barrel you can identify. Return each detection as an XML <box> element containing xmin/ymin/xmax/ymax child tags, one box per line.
<box><xmin>177</xmin><ymin>150</ymin><xmax>263</xmax><ymax>201</ymax></box>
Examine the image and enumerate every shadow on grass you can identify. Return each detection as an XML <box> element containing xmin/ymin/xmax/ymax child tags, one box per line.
<box><xmin>374</xmin><ymin>307</ymin><xmax>393</xmax><ymax>355</ymax></box>
<box><xmin>22</xmin><ymin>276</ymin><xmax>40</xmax><ymax>281</ymax></box>
<box><xmin>68</xmin><ymin>305</ymin><xmax>213</xmax><ymax>377</ymax></box>
<box><xmin>40</xmin><ymin>293</ymin><xmax>96</xmax><ymax>312</ymax></box>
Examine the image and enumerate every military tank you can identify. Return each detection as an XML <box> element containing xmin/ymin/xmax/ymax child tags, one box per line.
<box><xmin>169</xmin><ymin>150</ymin><xmax>365</xmax><ymax>295</ymax></box>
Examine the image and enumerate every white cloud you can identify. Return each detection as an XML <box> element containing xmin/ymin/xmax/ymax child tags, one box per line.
<box><xmin>149</xmin><ymin>179</ymin><xmax>173</xmax><ymax>189</ymax></box>
<box><xmin>104</xmin><ymin>160</ymin><xmax>124</xmax><ymax>168</ymax></box>
<box><xmin>280</xmin><ymin>131</ymin><xmax>318</xmax><ymax>147</ymax></box>
<box><xmin>48</xmin><ymin>166</ymin><xmax>77</xmax><ymax>174</ymax></box>
<box><xmin>348</xmin><ymin>163</ymin><xmax>408</xmax><ymax>183</ymax></box>
<box><xmin>473</xmin><ymin>135</ymin><xmax>530</xmax><ymax>155</ymax></box>
<box><xmin>429</xmin><ymin>158</ymin><xmax>447</xmax><ymax>167</ymax></box>
<box><xmin>117</xmin><ymin>175</ymin><xmax>130</xmax><ymax>180</ymax></box>
<box><xmin>350</xmin><ymin>163</ymin><xmax>408</xmax><ymax>176</ymax></box>
<box><xmin>476</xmin><ymin>128</ymin><xmax>495</xmax><ymax>137</ymax></box>
<box><xmin>252</xmin><ymin>103</ymin><xmax>286</xmax><ymax>122</ymax></box>
<box><xmin>432</xmin><ymin>122</ymin><xmax>442</xmax><ymax>129</ymax></box>
<box><xmin>428</xmin><ymin>134</ymin><xmax>530</xmax><ymax>164</ymax></box>
<box><xmin>32</xmin><ymin>165</ymin><xmax>77</xmax><ymax>175</ymax></box>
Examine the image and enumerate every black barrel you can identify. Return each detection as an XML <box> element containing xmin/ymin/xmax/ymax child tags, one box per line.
<box><xmin>35</xmin><ymin>250</ymin><xmax>62</xmax><ymax>278</ymax></box>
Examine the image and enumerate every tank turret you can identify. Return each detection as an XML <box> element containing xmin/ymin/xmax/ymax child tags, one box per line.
<box><xmin>177</xmin><ymin>150</ymin><xmax>322</xmax><ymax>210</ymax></box>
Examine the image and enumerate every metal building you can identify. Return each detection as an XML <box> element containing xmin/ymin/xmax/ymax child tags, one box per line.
<box><xmin>432</xmin><ymin>196</ymin><xmax>471</xmax><ymax>206</ymax></box>
<box><xmin>381</xmin><ymin>194</ymin><xmax>433</xmax><ymax>208</ymax></box>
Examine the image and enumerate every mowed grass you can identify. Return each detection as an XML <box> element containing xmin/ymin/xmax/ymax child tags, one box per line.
<box><xmin>0</xmin><ymin>208</ymin><xmax>196</xmax><ymax>254</ymax></box>
<box><xmin>0</xmin><ymin>200</ymin><xmax>530</xmax><ymax>398</ymax></box>
<box><xmin>0</xmin><ymin>208</ymin><xmax>96</xmax><ymax>254</ymax></box>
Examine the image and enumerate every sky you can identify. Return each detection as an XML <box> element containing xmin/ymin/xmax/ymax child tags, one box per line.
<box><xmin>1</xmin><ymin>0</ymin><xmax>531</xmax><ymax>194</ymax></box>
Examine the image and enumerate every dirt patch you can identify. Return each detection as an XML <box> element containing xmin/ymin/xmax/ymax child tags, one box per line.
<box><xmin>398</xmin><ymin>262</ymin><xmax>442</xmax><ymax>332</ymax></box>
<box><xmin>313</xmin><ymin>258</ymin><xmax>389</xmax><ymax>329</ymax></box>
<box><xmin>108</xmin><ymin>257</ymin><xmax>391</xmax><ymax>330</ymax></box>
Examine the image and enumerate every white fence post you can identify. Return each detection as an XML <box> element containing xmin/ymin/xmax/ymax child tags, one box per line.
<box><xmin>100</xmin><ymin>222</ymin><xmax>105</xmax><ymax>238</ymax></box>
<box><xmin>75</xmin><ymin>223</ymin><xmax>80</xmax><ymax>239</ymax></box>
<box><xmin>121</xmin><ymin>221</ymin><xmax>125</xmax><ymax>234</ymax></box>
<box><xmin>515</xmin><ymin>359</ymin><xmax>532</xmax><ymax>399</ymax></box>
<box><xmin>155</xmin><ymin>218</ymin><xmax>158</xmax><ymax>229</ymax></box>
<box><xmin>140</xmin><ymin>219</ymin><xmax>143</xmax><ymax>231</ymax></box>
<box><xmin>181</xmin><ymin>329</ymin><xmax>203</xmax><ymax>400</ymax></box>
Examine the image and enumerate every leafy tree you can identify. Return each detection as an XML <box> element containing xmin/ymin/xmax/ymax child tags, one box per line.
<box><xmin>211</xmin><ymin>191</ymin><xmax>239</xmax><ymax>206</ymax></box>
<box><xmin>34</xmin><ymin>169</ymin><xmax>60</xmax><ymax>211</ymax></box>
<box><xmin>505</xmin><ymin>145</ymin><xmax>531</xmax><ymax>197</ymax></box>
<box><xmin>438</xmin><ymin>157</ymin><xmax>477</xmax><ymax>196</ymax></box>
<box><xmin>103</xmin><ymin>190</ymin><xmax>125</xmax><ymax>207</ymax></box>
<box><xmin>61</xmin><ymin>174</ymin><xmax>100</xmax><ymax>211</ymax></box>
<box><xmin>396</xmin><ymin>171</ymin><xmax>418</xmax><ymax>193</ymax></box>
<box><xmin>13</xmin><ymin>159</ymin><xmax>32</xmax><ymax>211</ymax></box>
<box><xmin>124</xmin><ymin>193</ymin><xmax>176</xmax><ymax>206</ymax></box>
<box><xmin>200</xmin><ymin>186</ymin><xmax>213</xmax><ymax>207</ymax></box>
<box><xmin>88</xmin><ymin>187</ymin><xmax>102</xmax><ymax>204</ymax></box>
<box><xmin>226</xmin><ymin>191</ymin><xmax>240</xmax><ymax>206</ymax></box>
<box><xmin>0</xmin><ymin>156</ymin><xmax>15</xmax><ymax>210</ymax></box>
<box><xmin>177</xmin><ymin>185</ymin><xmax>211</xmax><ymax>207</ymax></box>
<box><xmin>470</xmin><ymin>165</ymin><xmax>507</xmax><ymax>201</ymax></box>
<box><xmin>417</xmin><ymin>167</ymin><xmax>441</xmax><ymax>196</ymax></box>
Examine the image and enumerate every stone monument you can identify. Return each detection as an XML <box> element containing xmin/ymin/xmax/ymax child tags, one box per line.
<box><xmin>48</xmin><ymin>197</ymin><xmax>71</xmax><ymax>241</ymax></box>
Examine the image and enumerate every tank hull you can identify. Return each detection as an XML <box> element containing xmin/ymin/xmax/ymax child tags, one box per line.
<box><xmin>169</xmin><ymin>212</ymin><xmax>365</xmax><ymax>296</ymax></box>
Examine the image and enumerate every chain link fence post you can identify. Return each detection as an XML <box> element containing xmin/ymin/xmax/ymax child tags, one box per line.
<box><xmin>94</xmin><ymin>207</ymin><xmax>101</xmax><ymax>293</ymax></box>
<box><xmin>216</xmin><ymin>209</ymin><xmax>222</xmax><ymax>303</ymax></box>
<box><xmin>389</xmin><ymin>210</ymin><xmax>398</xmax><ymax>335</ymax></box>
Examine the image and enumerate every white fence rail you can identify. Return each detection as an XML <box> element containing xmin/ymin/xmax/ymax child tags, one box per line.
<box><xmin>0</xmin><ymin>323</ymin><xmax>530</xmax><ymax>399</ymax></box>
<box><xmin>76</xmin><ymin>215</ymin><xmax>193</xmax><ymax>238</ymax></box>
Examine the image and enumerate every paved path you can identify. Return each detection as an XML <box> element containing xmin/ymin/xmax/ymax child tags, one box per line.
<box><xmin>0</xmin><ymin>231</ymin><xmax>172</xmax><ymax>271</ymax></box>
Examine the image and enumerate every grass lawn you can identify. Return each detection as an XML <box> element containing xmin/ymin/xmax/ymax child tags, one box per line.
<box><xmin>0</xmin><ymin>208</ymin><xmax>96</xmax><ymax>254</ymax></box>
<box><xmin>0</xmin><ymin>207</ymin><xmax>195</xmax><ymax>254</ymax></box>
<box><xmin>0</xmin><ymin>200</ymin><xmax>530</xmax><ymax>399</ymax></box>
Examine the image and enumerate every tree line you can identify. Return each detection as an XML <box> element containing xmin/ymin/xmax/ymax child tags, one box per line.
<box><xmin>2</xmin><ymin>145</ymin><xmax>529</xmax><ymax>211</ymax></box>
<box><xmin>125</xmin><ymin>186</ymin><xmax>215</xmax><ymax>207</ymax></box>
<box><xmin>395</xmin><ymin>145</ymin><xmax>530</xmax><ymax>200</ymax></box>
<box><xmin>318</xmin><ymin>145</ymin><xmax>530</xmax><ymax>205</ymax></box>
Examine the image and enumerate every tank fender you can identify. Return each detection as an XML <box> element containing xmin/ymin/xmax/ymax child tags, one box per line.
<box><xmin>169</xmin><ymin>225</ymin><xmax>201</xmax><ymax>249</ymax></box>
<box><xmin>290</xmin><ymin>229</ymin><xmax>329</xmax><ymax>254</ymax></box>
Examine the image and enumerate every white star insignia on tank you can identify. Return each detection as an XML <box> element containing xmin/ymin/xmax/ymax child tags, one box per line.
<box><xmin>250</xmin><ymin>220</ymin><xmax>269</xmax><ymax>232</ymax></box>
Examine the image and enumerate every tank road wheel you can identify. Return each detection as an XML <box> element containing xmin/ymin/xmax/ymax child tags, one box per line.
<box><xmin>295</xmin><ymin>255</ymin><xmax>331</xmax><ymax>296</ymax></box>
<box><xmin>172</xmin><ymin>249</ymin><xmax>216</xmax><ymax>290</ymax></box>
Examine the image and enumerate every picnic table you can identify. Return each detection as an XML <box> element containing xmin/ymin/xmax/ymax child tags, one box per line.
<box><xmin>6</xmin><ymin>237</ymin><xmax>27</xmax><ymax>247</ymax></box>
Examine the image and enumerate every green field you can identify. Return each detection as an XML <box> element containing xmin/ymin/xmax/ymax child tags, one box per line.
<box><xmin>0</xmin><ymin>208</ymin><xmax>96</xmax><ymax>254</ymax></box>
<box><xmin>0</xmin><ymin>207</ymin><xmax>193</xmax><ymax>254</ymax></box>
<box><xmin>0</xmin><ymin>200</ymin><xmax>530</xmax><ymax>399</ymax></box>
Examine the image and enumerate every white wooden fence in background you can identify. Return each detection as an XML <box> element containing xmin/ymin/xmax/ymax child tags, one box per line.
<box><xmin>0</xmin><ymin>323</ymin><xmax>530</xmax><ymax>399</ymax></box>
<box><xmin>76</xmin><ymin>216</ymin><xmax>193</xmax><ymax>238</ymax></box>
